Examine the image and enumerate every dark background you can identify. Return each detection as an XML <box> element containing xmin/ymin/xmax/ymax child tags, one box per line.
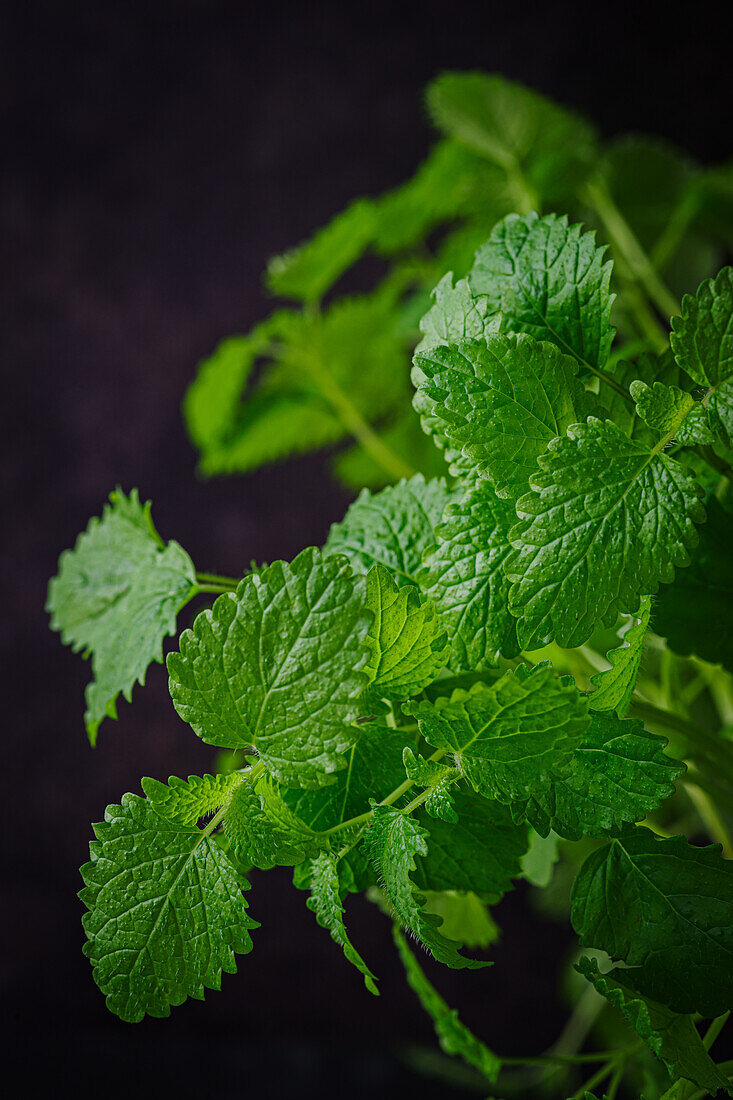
<box><xmin>3</xmin><ymin>1</ymin><xmax>731</xmax><ymax>1096</ymax></box>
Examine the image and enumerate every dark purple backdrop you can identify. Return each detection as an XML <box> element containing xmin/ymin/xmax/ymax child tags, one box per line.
<box><xmin>3</xmin><ymin>2</ymin><xmax>731</xmax><ymax>1096</ymax></box>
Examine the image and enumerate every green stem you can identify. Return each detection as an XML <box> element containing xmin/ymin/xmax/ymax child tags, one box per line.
<box><xmin>651</xmin><ymin>191</ymin><xmax>701</xmax><ymax>273</ymax></box>
<box><xmin>194</xmin><ymin>583</ymin><xmax>237</xmax><ymax>595</ymax></box>
<box><xmin>195</xmin><ymin>571</ymin><xmax>240</xmax><ymax>589</ymax></box>
<box><xmin>570</xmin><ymin>1057</ymin><xmax>617</xmax><ymax>1098</ymax></box>
<box><xmin>685</xmin><ymin>783</ymin><xmax>733</xmax><ymax>857</ymax></box>
<box><xmin>630</xmin><ymin>699</ymin><xmax>733</xmax><ymax>768</ymax></box>
<box><xmin>703</xmin><ymin>1010</ymin><xmax>730</xmax><ymax>1052</ymax></box>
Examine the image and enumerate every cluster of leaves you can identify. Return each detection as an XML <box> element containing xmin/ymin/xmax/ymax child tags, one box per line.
<box><xmin>183</xmin><ymin>71</ymin><xmax>733</xmax><ymax>495</ymax></box>
<box><xmin>48</xmin><ymin>72</ymin><xmax>733</xmax><ymax>1100</ymax></box>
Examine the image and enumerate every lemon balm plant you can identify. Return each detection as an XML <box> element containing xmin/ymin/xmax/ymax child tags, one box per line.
<box><xmin>48</xmin><ymin>73</ymin><xmax>733</xmax><ymax>1099</ymax></box>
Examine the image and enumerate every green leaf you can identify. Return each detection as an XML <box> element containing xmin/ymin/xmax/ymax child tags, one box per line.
<box><xmin>671</xmin><ymin>266</ymin><xmax>733</xmax><ymax>387</ymax></box>
<box><xmin>265</xmin><ymin>198</ymin><xmax>377</xmax><ymax>302</ymax></box>
<box><xmin>364</xmin><ymin>805</ymin><xmax>488</xmax><ymax>969</ymax></box>
<box><xmin>520</xmin><ymin>713</ymin><xmax>684</xmax><ymax>841</ymax></box>
<box><xmin>520</xmin><ymin>829</ymin><xmax>559</xmax><ymax>888</ymax></box>
<box><xmin>419</xmin><ymin>482</ymin><xmax>519</xmax><ymax>670</ymax></box>
<box><xmin>324</xmin><ymin>474</ymin><xmax>456</xmax><ymax>586</ymax></box>
<box><xmin>571</xmin><ymin>827</ymin><xmax>733</xmax><ymax>1017</ymax></box>
<box><xmin>416</xmin><ymin>273</ymin><xmax>501</xmax><ymax>352</ymax></box>
<box><xmin>364</xmin><ymin>566</ymin><xmax>448</xmax><ymax>699</ymax></box>
<box><xmin>47</xmin><ymin>489</ymin><xmax>197</xmax><ymax>743</ymax></box>
<box><xmin>286</xmin><ymin>723</ymin><xmax>417</xmax><ymax>893</ymax></box>
<box><xmin>393</xmin><ymin>928</ymin><xmax>501</xmax><ymax>1081</ymax></box>
<box><xmin>223</xmin><ymin>774</ymin><xmax>322</xmax><ymax>869</ymax></box>
<box><xmin>630</xmin><ymin>380</ymin><xmax>697</xmax><ymax>436</ymax></box>
<box><xmin>590</xmin><ymin>596</ymin><xmax>652</xmax><ymax>716</ymax></box>
<box><xmin>508</xmin><ymin>417</ymin><xmax>705</xmax><ymax>650</ymax></box>
<box><xmin>421</xmin><ymin>892</ymin><xmax>500</xmax><ymax>950</ymax></box>
<box><xmin>141</xmin><ymin>773</ymin><xmax>241</xmax><ymax>825</ymax></box>
<box><xmin>577</xmin><ymin>957</ymin><xmax>732</xmax><ymax>1095</ymax></box>
<box><xmin>413</xmin><ymin>332</ymin><xmax>591</xmax><ymax>502</ymax></box>
<box><xmin>469</xmin><ymin>212</ymin><xmax>615</xmax><ymax>370</ymax></box>
<box><xmin>413</xmin><ymin>788</ymin><xmax>528</xmax><ymax>903</ymax></box>
<box><xmin>426</xmin><ymin>72</ymin><xmax>595</xmax><ymax>205</ymax></box>
<box><xmin>407</xmin><ymin>664</ymin><xmax>589</xmax><ymax>805</ymax></box>
<box><xmin>654</xmin><ymin>497</ymin><xmax>733</xmax><ymax>672</ymax></box>
<box><xmin>167</xmin><ymin>547</ymin><xmax>371</xmax><ymax>788</ymax></box>
<box><xmin>403</xmin><ymin>746</ymin><xmax>459</xmax><ymax>823</ymax></box>
<box><xmin>79</xmin><ymin>792</ymin><xmax>257</xmax><ymax>1022</ymax></box>
<box><xmin>306</xmin><ymin>851</ymin><xmax>379</xmax><ymax>995</ymax></box>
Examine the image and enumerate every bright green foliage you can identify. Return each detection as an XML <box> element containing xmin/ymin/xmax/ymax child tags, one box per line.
<box><xmin>508</xmin><ymin>418</ymin><xmax>705</xmax><ymax>649</ymax></box>
<box><xmin>403</xmin><ymin>745</ymin><xmax>459</xmax><ymax>822</ymax></box>
<box><xmin>306</xmin><ymin>852</ymin><xmax>379</xmax><ymax>995</ymax></box>
<box><xmin>671</xmin><ymin>266</ymin><xmax>733</xmax><ymax>386</ymax></box>
<box><xmin>415</xmin><ymin>273</ymin><xmax>501</xmax><ymax>352</ymax></box>
<box><xmin>265</xmin><ymin>198</ymin><xmax>377</xmax><ymax>302</ymax></box>
<box><xmin>80</xmin><ymin>792</ymin><xmax>257</xmax><ymax>1022</ymax></box>
<box><xmin>413</xmin><ymin>789</ymin><xmax>528</xmax><ymax>902</ymax></box>
<box><xmin>520</xmin><ymin>714</ymin><xmax>685</xmax><ymax>840</ymax></box>
<box><xmin>421</xmin><ymin>891</ymin><xmax>499</xmax><ymax>949</ymax></box>
<box><xmin>469</xmin><ymin>212</ymin><xmax>615</xmax><ymax>370</ymax></box>
<box><xmin>654</xmin><ymin>497</ymin><xmax>733</xmax><ymax>671</ymax></box>
<box><xmin>47</xmin><ymin>489</ymin><xmax>197</xmax><ymax>742</ymax></box>
<box><xmin>324</xmin><ymin>474</ymin><xmax>456</xmax><ymax>585</ymax></box>
<box><xmin>577</xmin><ymin>957</ymin><xmax>732</xmax><ymax>1095</ymax></box>
<box><xmin>393</xmin><ymin>928</ymin><xmax>501</xmax><ymax>1081</ymax></box>
<box><xmin>571</xmin><ymin>828</ymin><xmax>733</xmax><ymax>1017</ymax></box>
<box><xmin>413</xmin><ymin>332</ymin><xmax>591</xmax><ymax>501</ymax></box>
<box><xmin>520</xmin><ymin>829</ymin><xmax>559</xmax><ymax>887</ymax></box>
<box><xmin>142</xmin><ymin>773</ymin><xmax>241</xmax><ymax>825</ymax></box>
<box><xmin>365</xmin><ymin>805</ymin><xmax>488</xmax><ymax>969</ymax></box>
<box><xmin>630</xmin><ymin>379</ymin><xmax>697</xmax><ymax>435</ymax></box>
<box><xmin>408</xmin><ymin>664</ymin><xmax>588</xmax><ymax>804</ymax></box>
<box><xmin>364</xmin><ymin>565</ymin><xmax>448</xmax><ymax>699</ymax></box>
<box><xmin>224</xmin><ymin>774</ymin><xmax>322</xmax><ymax>869</ymax></box>
<box><xmin>167</xmin><ymin>548</ymin><xmax>370</xmax><ymax>788</ymax></box>
<box><xmin>419</xmin><ymin>482</ymin><xmax>518</xmax><ymax>669</ymax></box>
<box><xmin>590</xmin><ymin>596</ymin><xmax>652</xmax><ymax>715</ymax></box>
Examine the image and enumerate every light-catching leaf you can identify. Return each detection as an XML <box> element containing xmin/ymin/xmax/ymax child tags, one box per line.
<box><xmin>364</xmin><ymin>565</ymin><xmax>448</xmax><ymax>699</ymax></box>
<box><xmin>142</xmin><ymin>773</ymin><xmax>242</xmax><ymax>826</ymax></box>
<box><xmin>364</xmin><ymin>805</ymin><xmax>488</xmax><ymax>969</ymax></box>
<box><xmin>223</xmin><ymin>774</ymin><xmax>322</xmax><ymax>869</ymax></box>
<box><xmin>416</xmin><ymin>273</ymin><xmax>501</xmax><ymax>352</ymax></box>
<box><xmin>577</xmin><ymin>957</ymin><xmax>732</xmax><ymax>1096</ymax></box>
<box><xmin>469</xmin><ymin>212</ymin><xmax>615</xmax><ymax>370</ymax></box>
<box><xmin>571</xmin><ymin>828</ymin><xmax>733</xmax><ymax>1017</ymax></box>
<box><xmin>590</xmin><ymin>596</ymin><xmax>652</xmax><ymax>716</ymax></box>
<box><xmin>421</xmin><ymin>891</ymin><xmax>500</xmax><ymax>950</ymax></box>
<box><xmin>306</xmin><ymin>851</ymin><xmax>379</xmax><ymax>995</ymax></box>
<box><xmin>80</xmin><ymin>793</ymin><xmax>257</xmax><ymax>1022</ymax></box>
<box><xmin>167</xmin><ymin>547</ymin><xmax>370</xmax><ymax>788</ymax></box>
<box><xmin>671</xmin><ymin>266</ymin><xmax>733</xmax><ymax>387</ymax></box>
<box><xmin>630</xmin><ymin>380</ymin><xmax>697</xmax><ymax>436</ymax></box>
<box><xmin>47</xmin><ymin>489</ymin><xmax>197</xmax><ymax>743</ymax></box>
<box><xmin>408</xmin><ymin>664</ymin><xmax>589</xmax><ymax>804</ymax></box>
<box><xmin>403</xmin><ymin>746</ymin><xmax>459</xmax><ymax>823</ymax></box>
<box><xmin>419</xmin><ymin>482</ymin><xmax>519</xmax><ymax>670</ymax></box>
<box><xmin>393</xmin><ymin>927</ymin><xmax>501</xmax><ymax>1081</ymax></box>
<box><xmin>413</xmin><ymin>333</ymin><xmax>591</xmax><ymax>502</ymax></box>
<box><xmin>508</xmin><ymin>417</ymin><xmax>705</xmax><ymax>650</ymax></box>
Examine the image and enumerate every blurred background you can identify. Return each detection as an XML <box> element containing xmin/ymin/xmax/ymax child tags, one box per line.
<box><xmin>3</xmin><ymin>1</ymin><xmax>731</xmax><ymax>1095</ymax></box>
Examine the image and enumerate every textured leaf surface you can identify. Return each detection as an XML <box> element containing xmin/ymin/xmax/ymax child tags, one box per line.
<box><xmin>416</xmin><ymin>273</ymin><xmax>501</xmax><ymax>352</ymax></box>
<box><xmin>325</xmin><ymin>475</ymin><xmax>456</xmax><ymax>586</ymax></box>
<box><xmin>47</xmin><ymin>489</ymin><xmax>197</xmax><ymax>742</ymax></box>
<box><xmin>306</xmin><ymin>852</ymin><xmax>379</xmax><ymax>994</ymax></box>
<box><xmin>469</xmin><ymin>212</ymin><xmax>614</xmax><ymax>369</ymax></box>
<box><xmin>224</xmin><ymin>775</ymin><xmax>322</xmax><ymax>869</ymax></box>
<box><xmin>508</xmin><ymin>418</ymin><xmax>705</xmax><ymax>649</ymax></box>
<box><xmin>403</xmin><ymin>746</ymin><xmax>459</xmax><ymax>823</ymax></box>
<box><xmin>80</xmin><ymin>793</ymin><xmax>257</xmax><ymax>1022</ymax></box>
<box><xmin>408</xmin><ymin>665</ymin><xmax>588</xmax><ymax>804</ymax></box>
<box><xmin>577</xmin><ymin>957</ymin><xmax>732</xmax><ymax>1095</ymax></box>
<box><xmin>393</xmin><ymin>928</ymin><xmax>501</xmax><ymax>1081</ymax></box>
<box><xmin>671</xmin><ymin>266</ymin><xmax>733</xmax><ymax>386</ymax></box>
<box><xmin>630</xmin><ymin>380</ymin><xmax>697</xmax><ymax>436</ymax></box>
<box><xmin>168</xmin><ymin>548</ymin><xmax>370</xmax><ymax>788</ymax></box>
<box><xmin>364</xmin><ymin>806</ymin><xmax>487</xmax><ymax>969</ymax></box>
<box><xmin>419</xmin><ymin>482</ymin><xmax>518</xmax><ymax>670</ymax></box>
<box><xmin>142</xmin><ymin>773</ymin><xmax>241</xmax><ymax>826</ymax></box>
<box><xmin>590</xmin><ymin>597</ymin><xmax>652</xmax><ymax>715</ymax></box>
<box><xmin>571</xmin><ymin>828</ymin><xmax>733</xmax><ymax>1016</ymax></box>
<box><xmin>364</xmin><ymin>566</ymin><xmax>447</xmax><ymax>699</ymax></box>
<box><xmin>520</xmin><ymin>714</ymin><xmax>684</xmax><ymax>840</ymax></box>
<box><xmin>654</xmin><ymin>497</ymin><xmax>733</xmax><ymax>671</ymax></box>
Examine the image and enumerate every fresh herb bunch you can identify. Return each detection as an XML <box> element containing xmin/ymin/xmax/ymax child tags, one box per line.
<box><xmin>48</xmin><ymin>72</ymin><xmax>733</xmax><ymax>1099</ymax></box>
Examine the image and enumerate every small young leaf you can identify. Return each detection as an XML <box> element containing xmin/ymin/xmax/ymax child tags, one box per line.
<box><xmin>508</xmin><ymin>418</ymin><xmax>705</xmax><ymax>650</ymax></box>
<box><xmin>403</xmin><ymin>745</ymin><xmax>459</xmax><ymax>823</ymax></box>
<box><xmin>306</xmin><ymin>851</ymin><xmax>379</xmax><ymax>995</ymax></box>
<box><xmin>630</xmin><ymin>380</ymin><xmax>697</xmax><ymax>436</ymax></box>
<box><xmin>167</xmin><ymin>548</ymin><xmax>371</xmax><ymax>788</ymax></box>
<box><xmin>80</xmin><ymin>793</ymin><xmax>257</xmax><ymax>1022</ymax></box>
<box><xmin>364</xmin><ymin>565</ymin><xmax>448</xmax><ymax>699</ymax></box>
<box><xmin>142</xmin><ymin>773</ymin><xmax>242</xmax><ymax>826</ymax></box>
<box><xmin>408</xmin><ymin>664</ymin><xmax>589</xmax><ymax>805</ymax></box>
<box><xmin>590</xmin><ymin>596</ymin><xmax>652</xmax><ymax>716</ymax></box>
<box><xmin>47</xmin><ymin>489</ymin><xmax>197</xmax><ymax>743</ymax></box>
<box><xmin>224</xmin><ymin>774</ymin><xmax>322</xmax><ymax>869</ymax></box>
<box><xmin>365</xmin><ymin>807</ymin><xmax>488</xmax><ymax>969</ymax></box>
<box><xmin>393</xmin><ymin>928</ymin><xmax>501</xmax><ymax>1080</ymax></box>
<box><xmin>416</xmin><ymin>273</ymin><xmax>501</xmax><ymax>352</ymax></box>
<box><xmin>671</xmin><ymin>266</ymin><xmax>733</xmax><ymax>387</ymax></box>
<box><xmin>571</xmin><ymin>828</ymin><xmax>733</xmax><ymax>1017</ymax></box>
<box><xmin>469</xmin><ymin>212</ymin><xmax>614</xmax><ymax>370</ymax></box>
<box><xmin>577</xmin><ymin>957</ymin><xmax>732</xmax><ymax>1096</ymax></box>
